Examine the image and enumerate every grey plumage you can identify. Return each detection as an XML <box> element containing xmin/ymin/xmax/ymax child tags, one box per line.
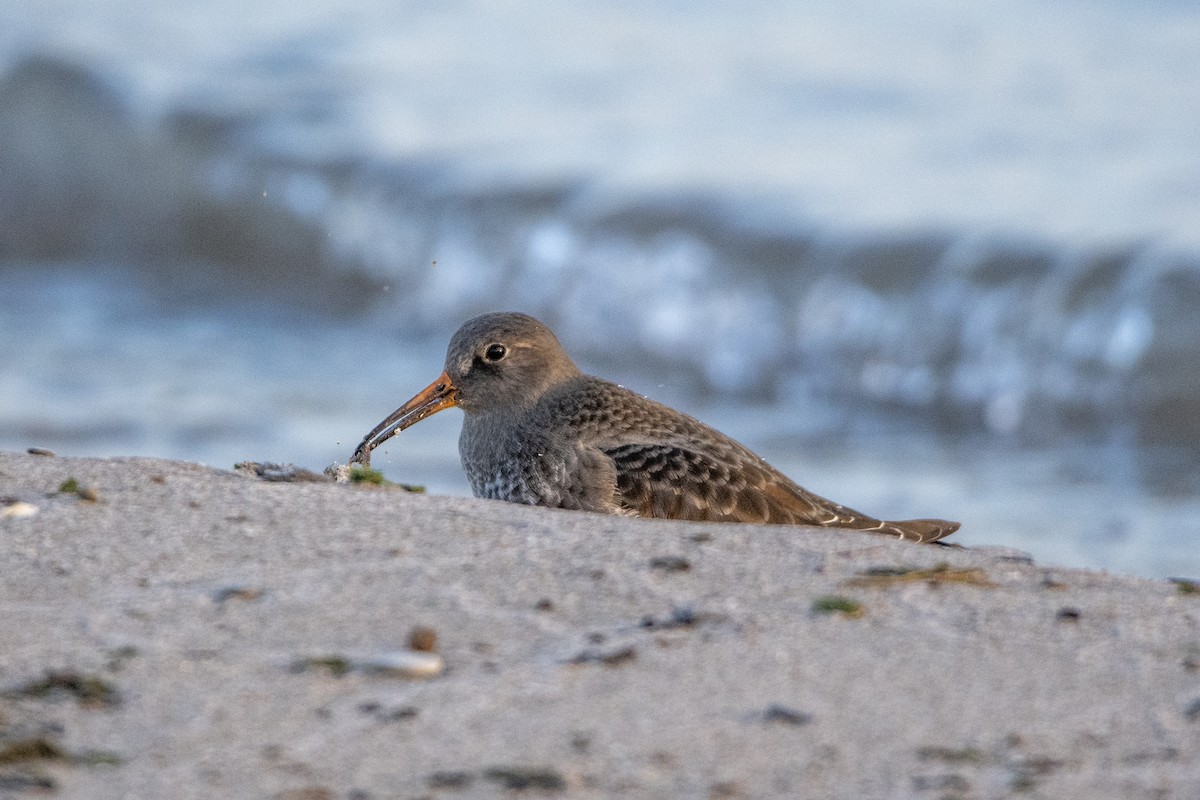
<box><xmin>353</xmin><ymin>312</ymin><xmax>959</xmax><ymax>543</ymax></box>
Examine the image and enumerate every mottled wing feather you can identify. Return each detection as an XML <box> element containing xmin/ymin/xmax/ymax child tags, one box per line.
<box><xmin>600</xmin><ymin>442</ymin><xmax>958</xmax><ymax>543</ymax></box>
<box><xmin>542</xmin><ymin>377</ymin><xmax>959</xmax><ymax>543</ymax></box>
<box><xmin>602</xmin><ymin>442</ymin><xmax>835</xmax><ymax>525</ymax></box>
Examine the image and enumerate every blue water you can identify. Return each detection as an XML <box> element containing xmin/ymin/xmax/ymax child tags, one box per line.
<box><xmin>2</xmin><ymin>1</ymin><xmax>1199</xmax><ymax>577</ymax></box>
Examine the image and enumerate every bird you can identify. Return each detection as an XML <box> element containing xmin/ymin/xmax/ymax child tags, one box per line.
<box><xmin>352</xmin><ymin>312</ymin><xmax>959</xmax><ymax>543</ymax></box>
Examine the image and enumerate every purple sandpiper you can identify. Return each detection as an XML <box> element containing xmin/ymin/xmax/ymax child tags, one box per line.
<box><xmin>353</xmin><ymin>312</ymin><xmax>959</xmax><ymax>543</ymax></box>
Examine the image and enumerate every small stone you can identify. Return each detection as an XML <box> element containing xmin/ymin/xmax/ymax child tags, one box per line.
<box><xmin>762</xmin><ymin>704</ymin><xmax>812</xmax><ymax>726</ymax></box>
<box><xmin>26</xmin><ymin>447</ymin><xmax>55</xmax><ymax>456</ymax></box>
<box><xmin>77</xmin><ymin>485</ymin><xmax>100</xmax><ymax>502</ymax></box>
<box><xmin>325</xmin><ymin>463</ymin><xmax>354</xmax><ymax>483</ymax></box>
<box><xmin>408</xmin><ymin>625</ymin><xmax>438</xmax><ymax>652</ymax></box>
<box><xmin>1056</xmin><ymin>607</ymin><xmax>1082</xmax><ymax>622</ymax></box>
<box><xmin>649</xmin><ymin>555</ymin><xmax>691</xmax><ymax>573</ymax></box>
<box><xmin>639</xmin><ymin>605</ymin><xmax>703</xmax><ymax>630</ymax></box>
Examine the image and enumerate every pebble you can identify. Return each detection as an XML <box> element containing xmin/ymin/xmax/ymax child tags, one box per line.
<box><xmin>762</xmin><ymin>704</ymin><xmax>813</xmax><ymax>726</ymax></box>
<box><xmin>325</xmin><ymin>463</ymin><xmax>354</xmax><ymax>483</ymax></box>
<box><xmin>649</xmin><ymin>555</ymin><xmax>691</xmax><ymax>572</ymax></box>
<box><xmin>408</xmin><ymin>625</ymin><xmax>438</xmax><ymax>652</ymax></box>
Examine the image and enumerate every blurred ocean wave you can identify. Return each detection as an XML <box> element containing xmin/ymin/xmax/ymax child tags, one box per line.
<box><xmin>2</xmin><ymin>54</ymin><xmax>1198</xmax><ymax>447</ymax></box>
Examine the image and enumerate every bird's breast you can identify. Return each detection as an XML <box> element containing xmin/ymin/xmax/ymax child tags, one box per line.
<box><xmin>459</xmin><ymin>412</ymin><xmax>557</xmax><ymax>505</ymax></box>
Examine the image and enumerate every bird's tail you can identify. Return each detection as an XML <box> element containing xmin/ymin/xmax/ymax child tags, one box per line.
<box><xmin>764</xmin><ymin>481</ymin><xmax>960</xmax><ymax>543</ymax></box>
<box><xmin>865</xmin><ymin>517</ymin><xmax>960</xmax><ymax>544</ymax></box>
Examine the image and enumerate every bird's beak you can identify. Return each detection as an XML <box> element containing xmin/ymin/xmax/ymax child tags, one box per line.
<box><xmin>351</xmin><ymin>371</ymin><xmax>460</xmax><ymax>464</ymax></box>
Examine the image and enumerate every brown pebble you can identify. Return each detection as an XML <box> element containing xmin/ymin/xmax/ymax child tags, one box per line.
<box><xmin>408</xmin><ymin>625</ymin><xmax>438</xmax><ymax>652</ymax></box>
<box><xmin>77</xmin><ymin>485</ymin><xmax>100</xmax><ymax>502</ymax></box>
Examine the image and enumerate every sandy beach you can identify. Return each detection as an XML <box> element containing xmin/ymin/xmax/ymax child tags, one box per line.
<box><xmin>0</xmin><ymin>450</ymin><xmax>1197</xmax><ymax>799</ymax></box>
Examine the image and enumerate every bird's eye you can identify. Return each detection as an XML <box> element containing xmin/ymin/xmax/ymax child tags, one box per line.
<box><xmin>484</xmin><ymin>343</ymin><xmax>508</xmax><ymax>362</ymax></box>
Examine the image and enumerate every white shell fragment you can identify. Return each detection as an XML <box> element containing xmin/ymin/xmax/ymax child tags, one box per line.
<box><xmin>1</xmin><ymin>500</ymin><xmax>39</xmax><ymax>519</ymax></box>
<box><xmin>357</xmin><ymin>650</ymin><xmax>444</xmax><ymax>679</ymax></box>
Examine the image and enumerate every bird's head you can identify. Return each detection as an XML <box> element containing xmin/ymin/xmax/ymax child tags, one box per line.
<box><xmin>352</xmin><ymin>312</ymin><xmax>580</xmax><ymax>462</ymax></box>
